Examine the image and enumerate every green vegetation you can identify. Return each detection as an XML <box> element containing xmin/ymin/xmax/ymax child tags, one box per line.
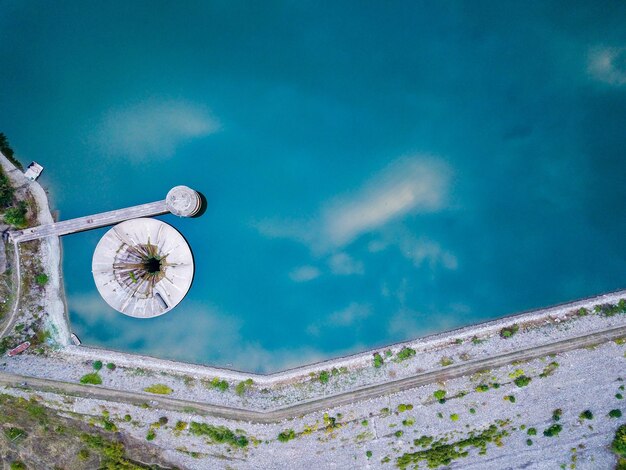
<box><xmin>4</xmin><ymin>427</ymin><xmax>27</xmax><ymax>441</ymax></box>
<box><xmin>514</xmin><ymin>375</ymin><xmax>532</xmax><ymax>387</ymax></box>
<box><xmin>79</xmin><ymin>373</ymin><xmax>102</xmax><ymax>385</ymax></box>
<box><xmin>617</xmin><ymin>393</ymin><xmax>624</xmax><ymax>400</ymax></box>
<box><xmin>433</xmin><ymin>389</ymin><xmax>446</xmax><ymax>402</ymax></box>
<box><xmin>579</xmin><ymin>410</ymin><xmax>593</xmax><ymax>420</ymax></box>
<box><xmin>361</xmin><ymin>419</ymin><xmax>368</xmax><ymax>426</ymax></box>
<box><xmin>450</xmin><ymin>414</ymin><xmax>459</xmax><ymax>421</ymax></box>
<box><xmin>318</xmin><ymin>370</ymin><xmax>330</xmax><ymax>384</ymax></box>
<box><xmin>397</xmin><ymin>424</ymin><xmax>508</xmax><ymax>469</ymax></box>
<box><xmin>278</xmin><ymin>429</ymin><xmax>296</xmax><ymax>442</ymax></box>
<box><xmin>594</xmin><ymin>300</ymin><xmax>626</xmax><ymax>317</ymax></box>
<box><xmin>174</xmin><ymin>421</ymin><xmax>187</xmax><ymax>431</ymax></box>
<box><xmin>475</xmin><ymin>384</ymin><xmax>490</xmax><ymax>392</ymax></box>
<box><xmin>189</xmin><ymin>421</ymin><xmax>248</xmax><ymax>447</ymax></box>
<box><xmin>577</xmin><ymin>307</ymin><xmax>589</xmax><ymax>316</ymax></box>
<box><xmin>235</xmin><ymin>378</ymin><xmax>253</xmax><ymax>396</ymax></box>
<box><xmin>499</xmin><ymin>324</ymin><xmax>519</xmax><ymax>339</ymax></box>
<box><xmin>403</xmin><ymin>418</ymin><xmax>415</xmax><ymax>426</ymax></box>
<box><xmin>10</xmin><ymin>462</ymin><xmax>26</xmax><ymax>470</ymax></box>
<box><xmin>395</xmin><ymin>347</ymin><xmax>416</xmax><ymax>362</ymax></box>
<box><xmin>93</xmin><ymin>360</ymin><xmax>103</xmax><ymax>371</ymax></box>
<box><xmin>373</xmin><ymin>352</ymin><xmax>384</xmax><ymax>368</ymax></box>
<box><xmin>207</xmin><ymin>377</ymin><xmax>229</xmax><ymax>391</ymax></box>
<box><xmin>0</xmin><ymin>164</ymin><xmax>15</xmax><ymax>208</ymax></box>
<box><xmin>35</xmin><ymin>273</ymin><xmax>48</xmax><ymax>286</ymax></box>
<box><xmin>527</xmin><ymin>427</ymin><xmax>537</xmax><ymax>436</ymax></box>
<box><xmin>366</xmin><ymin>450</ymin><xmax>373</xmax><ymax>459</ymax></box>
<box><xmin>143</xmin><ymin>384</ymin><xmax>173</xmax><ymax>395</ymax></box>
<box><xmin>4</xmin><ymin>201</ymin><xmax>27</xmax><ymax>228</ymax></box>
<box><xmin>504</xmin><ymin>395</ymin><xmax>516</xmax><ymax>403</ymax></box>
<box><xmin>543</xmin><ymin>424</ymin><xmax>562</xmax><ymax>437</ymax></box>
<box><xmin>146</xmin><ymin>429</ymin><xmax>156</xmax><ymax>441</ymax></box>
<box><xmin>612</xmin><ymin>425</ymin><xmax>626</xmax><ymax>456</ymax></box>
<box><xmin>440</xmin><ymin>356</ymin><xmax>454</xmax><ymax>366</ymax></box>
<box><xmin>0</xmin><ymin>133</ymin><xmax>23</xmax><ymax>170</ymax></box>
<box><xmin>124</xmin><ymin>414</ymin><xmax>132</xmax><ymax>422</ymax></box>
<box><xmin>609</xmin><ymin>409</ymin><xmax>622</xmax><ymax>418</ymax></box>
<box><xmin>469</xmin><ymin>408</ymin><xmax>476</xmax><ymax>414</ymax></box>
<box><xmin>395</xmin><ymin>430</ymin><xmax>404</xmax><ymax>437</ymax></box>
<box><xmin>471</xmin><ymin>336</ymin><xmax>485</xmax><ymax>345</ymax></box>
<box><xmin>106</xmin><ymin>362</ymin><xmax>116</xmax><ymax>370</ymax></box>
<box><xmin>526</xmin><ymin>438</ymin><xmax>533</xmax><ymax>446</ymax></box>
<box><xmin>539</xmin><ymin>361</ymin><xmax>559</xmax><ymax>378</ymax></box>
<box><xmin>552</xmin><ymin>409</ymin><xmax>562</xmax><ymax>421</ymax></box>
<box><xmin>397</xmin><ymin>403</ymin><xmax>413</xmax><ymax>413</ymax></box>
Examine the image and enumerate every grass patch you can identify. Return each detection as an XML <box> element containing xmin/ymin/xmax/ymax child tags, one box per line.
<box><xmin>143</xmin><ymin>384</ymin><xmax>173</xmax><ymax>395</ymax></box>
<box><xmin>79</xmin><ymin>373</ymin><xmax>102</xmax><ymax>385</ymax></box>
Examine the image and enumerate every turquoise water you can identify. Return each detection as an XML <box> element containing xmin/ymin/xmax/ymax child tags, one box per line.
<box><xmin>1</xmin><ymin>2</ymin><xmax>625</xmax><ymax>372</ymax></box>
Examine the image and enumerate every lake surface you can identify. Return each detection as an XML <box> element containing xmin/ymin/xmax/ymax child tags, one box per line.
<box><xmin>1</xmin><ymin>2</ymin><xmax>625</xmax><ymax>372</ymax></box>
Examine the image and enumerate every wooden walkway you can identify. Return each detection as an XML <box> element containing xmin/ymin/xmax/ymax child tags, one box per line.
<box><xmin>10</xmin><ymin>200</ymin><xmax>169</xmax><ymax>243</ymax></box>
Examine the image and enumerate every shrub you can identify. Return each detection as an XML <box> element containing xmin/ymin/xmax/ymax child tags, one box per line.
<box><xmin>10</xmin><ymin>462</ymin><xmax>26</xmax><ymax>470</ymax></box>
<box><xmin>278</xmin><ymin>429</ymin><xmax>296</xmax><ymax>442</ymax></box>
<box><xmin>395</xmin><ymin>347</ymin><xmax>416</xmax><ymax>362</ymax></box>
<box><xmin>612</xmin><ymin>425</ymin><xmax>626</xmax><ymax>456</ymax></box>
<box><xmin>504</xmin><ymin>395</ymin><xmax>516</xmax><ymax>403</ymax></box>
<box><xmin>373</xmin><ymin>352</ymin><xmax>384</xmax><ymax>368</ymax></box>
<box><xmin>78</xmin><ymin>448</ymin><xmax>90</xmax><ymax>460</ymax></box>
<box><xmin>552</xmin><ymin>409</ymin><xmax>562</xmax><ymax>421</ymax></box>
<box><xmin>397</xmin><ymin>404</ymin><xmax>413</xmax><ymax>413</ymax></box>
<box><xmin>469</xmin><ymin>408</ymin><xmax>476</xmax><ymax>414</ymax></box>
<box><xmin>124</xmin><ymin>414</ymin><xmax>131</xmax><ymax>422</ymax></box>
<box><xmin>35</xmin><ymin>273</ymin><xmax>48</xmax><ymax>286</ymax></box>
<box><xmin>617</xmin><ymin>393</ymin><xmax>624</xmax><ymax>400</ymax></box>
<box><xmin>174</xmin><ymin>421</ymin><xmax>187</xmax><ymax>431</ymax></box>
<box><xmin>526</xmin><ymin>439</ymin><xmax>533</xmax><ymax>446</ymax></box>
<box><xmin>543</xmin><ymin>424</ymin><xmax>562</xmax><ymax>437</ymax></box>
<box><xmin>514</xmin><ymin>375</ymin><xmax>531</xmax><ymax>387</ymax></box>
<box><xmin>93</xmin><ymin>360</ymin><xmax>103</xmax><ymax>371</ymax></box>
<box><xmin>539</xmin><ymin>362</ymin><xmax>559</xmax><ymax>378</ymax></box>
<box><xmin>433</xmin><ymin>390</ymin><xmax>446</xmax><ymax>401</ymax></box>
<box><xmin>609</xmin><ymin>409</ymin><xmax>623</xmax><ymax>418</ymax></box>
<box><xmin>440</xmin><ymin>356</ymin><xmax>454</xmax><ymax>366</ymax></box>
<box><xmin>146</xmin><ymin>429</ymin><xmax>156</xmax><ymax>441</ymax></box>
<box><xmin>143</xmin><ymin>384</ymin><xmax>173</xmax><ymax>394</ymax></box>
<box><xmin>209</xmin><ymin>377</ymin><xmax>229</xmax><ymax>392</ymax></box>
<box><xmin>106</xmin><ymin>362</ymin><xmax>116</xmax><ymax>370</ymax></box>
<box><xmin>395</xmin><ymin>430</ymin><xmax>404</xmax><ymax>437</ymax></box>
<box><xmin>450</xmin><ymin>414</ymin><xmax>459</xmax><ymax>421</ymax></box>
<box><xmin>499</xmin><ymin>324</ymin><xmax>519</xmax><ymax>339</ymax></box>
<box><xmin>577</xmin><ymin>307</ymin><xmax>588</xmax><ymax>316</ymax></box>
<box><xmin>403</xmin><ymin>418</ymin><xmax>415</xmax><ymax>426</ymax></box>
<box><xmin>235</xmin><ymin>378</ymin><xmax>253</xmax><ymax>396</ymax></box>
<box><xmin>361</xmin><ymin>420</ymin><xmax>368</xmax><ymax>426</ymax></box>
<box><xmin>318</xmin><ymin>370</ymin><xmax>330</xmax><ymax>384</ymax></box>
<box><xmin>579</xmin><ymin>410</ymin><xmax>593</xmax><ymax>420</ymax></box>
<box><xmin>189</xmin><ymin>422</ymin><xmax>248</xmax><ymax>447</ymax></box>
<box><xmin>159</xmin><ymin>416</ymin><xmax>168</xmax><ymax>425</ymax></box>
<box><xmin>366</xmin><ymin>450</ymin><xmax>372</xmax><ymax>458</ymax></box>
<box><xmin>475</xmin><ymin>384</ymin><xmax>489</xmax><ymax>392</ymax></box>
<box><xmin>4</xmin><ymin>201</ymin><xmax>27</xmax><ymax>228</ymax></box>
<box><xmin>80</xmin><ymin>373</ymin><xmax>102</xmax><ymax>385</ymax></box>
<box><xmin>0</xmin><ymin>133</ymin><xmax>23</xmax><ymax>170</ymax></box>
<box><xmin>527</xmin><ymin>427</ymin><xmax>537</xmax><ymax>436</ymax></box>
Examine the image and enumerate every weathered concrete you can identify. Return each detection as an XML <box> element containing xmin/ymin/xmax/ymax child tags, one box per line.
<box><xmin>9</xmin><ymin>200</ymin><xmax>169</xmax><ymax>243</ymax></box>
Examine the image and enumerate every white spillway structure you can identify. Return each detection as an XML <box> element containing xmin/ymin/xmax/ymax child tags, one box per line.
<box><xmin>92</xmin><ymin>218</ymin><xmax>194</xmax><ymax>318</ymax></box>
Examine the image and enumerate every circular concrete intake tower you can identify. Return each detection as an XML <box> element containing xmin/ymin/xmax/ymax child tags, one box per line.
<box><xmin>166</xmin><ymin>185</ymin><xmax>202</xmax><ymax>217</ymax></box>
<box><xmin>92</xmin><ymin>218</ymin><xmax>194</xmax><ymax>318</ymax></box>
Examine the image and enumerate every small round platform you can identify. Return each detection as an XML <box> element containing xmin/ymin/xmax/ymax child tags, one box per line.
<box><xmin>92</xmin><ymin>218</ymin><xmax>194</xmax><ymax>318</ymax></box>
<box><xmin>166</xmin><ymin>185</ymin><xmax>202</xmax><ymax>217</ymax></box>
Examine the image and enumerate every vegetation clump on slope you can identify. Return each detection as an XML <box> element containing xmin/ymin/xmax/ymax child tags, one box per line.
<box><xmin>189</xmin><ymin>421</ymin><xmax>248</xmax><ymax>447</ymax></box>
<box><xmin>396</xmin><ymin>424</ymin><xmax>508</xmax><ymax>469</ymax></box>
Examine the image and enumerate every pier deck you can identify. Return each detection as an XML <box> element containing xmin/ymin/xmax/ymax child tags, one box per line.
<box><xmin>10</xmin><ymin>200</ymin><xmax>169</xmax><ymax>243</ymax></box>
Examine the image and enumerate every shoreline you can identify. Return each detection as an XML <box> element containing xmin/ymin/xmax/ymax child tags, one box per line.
<box><xmin>1</xmin><ymin>150</ymin><xmax>625</xmax><ymax>383</ymax></box>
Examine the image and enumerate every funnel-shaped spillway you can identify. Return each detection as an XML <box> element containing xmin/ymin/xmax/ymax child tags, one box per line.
<box><xmin>92</xmin><ymin>218</ymin><xmax>194</xmax><ymax>318</ymax></box>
